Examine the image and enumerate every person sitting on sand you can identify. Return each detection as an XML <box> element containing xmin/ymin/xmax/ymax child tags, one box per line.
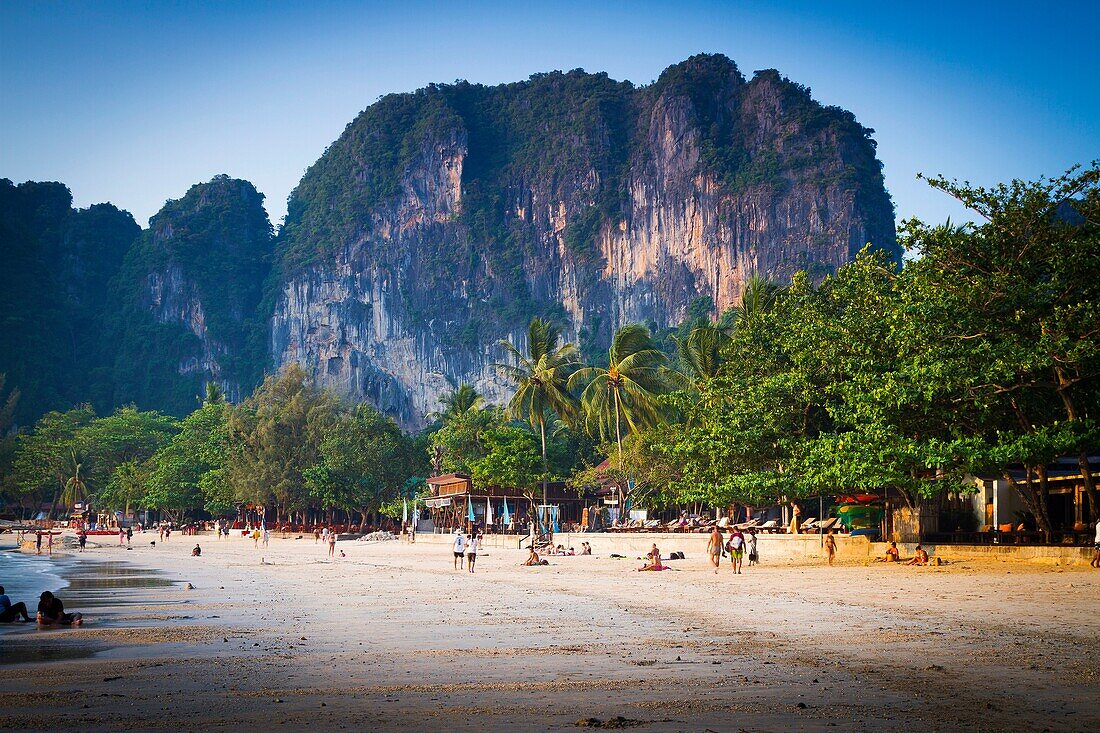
<box><xmin>192</xmin><ymin>544</ymin><xmax>201</xmax><ymax>556</ymax></box>
<box><xmin>878</xmin><ymin>542</ymin><xmax>900</xmax><ymax>562</ymax></box>
<box><xmin>905</xmin><ymin>545</ymin><xmax>929</xmax><ymax>566</ymax></box>
<box><xmin>0</xmin><ymin>586</ymin><xmax>33</xmax><ymax>622</ymax></box>
<box><xmin>523</xmin><ymin>547</ymin><xmax>541</xmax><ymax>566</ymax></box>
<box><xmin>567</xmin><ymin>547</ymin><xmax>576</xmax><ymax>556</ymax></box>
<box><xmin>581</xmin><ymin>542</ymin><xmax>592</xmax><ymax>555</ymax></box>
<box><xmin>637</xmin><ymin>544</ymin><xmax>666</xmax><ymax>571</ymax></box>
<box><xmin>36</xmin><ymin>591</ymin><xmax>82</xmax><ymax>626</ymax></box>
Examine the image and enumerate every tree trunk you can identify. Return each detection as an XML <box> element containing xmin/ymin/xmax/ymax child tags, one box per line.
<box><xmin>613</xmin><ymin>388</ymin><xmax>624</xmax><ymax>524</ymax></box>
<box><xmin>1053</xmin><ymin>368</ymin><xmax>1099</xmax><ymax>522</ymax></box>
<box><xmin>1035</xmin><ymin>464</ymin><xmax>1053</xmax><ymax>540</ymax></box>
<box><xmin>539</xmin><ymin>416</ymin><xmax>548</xmax><ymax>542</ymax></box>
<box><xmin>1008</xmin><ymin>467</ymin><xmax>1051</xmax><ymax>536</ymax></box>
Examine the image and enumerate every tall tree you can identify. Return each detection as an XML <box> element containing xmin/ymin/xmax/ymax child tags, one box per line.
<box><xmin>493</xmin><ymin>318</ymin><xmax>580</xmax><ymax>528</ymax></box>
<box><xmin>570</xmin><ymin>323</ymin><xmax>669</xmax><ymax>518</ymax></box>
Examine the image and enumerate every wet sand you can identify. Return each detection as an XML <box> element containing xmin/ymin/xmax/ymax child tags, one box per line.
<box><xmin>1</xmin><ymin>533</ymin><xmax>1097</xmax><ymax>732</ymax></box>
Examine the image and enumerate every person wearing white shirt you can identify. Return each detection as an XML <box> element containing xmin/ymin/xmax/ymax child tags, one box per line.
<box><xmin>467</xmin><ymin>533</ymin><xmax>480</xmax><ymax>574</ymax></box>
<box><xmin>453</xmin><ymin>531</ymin><xmax>467</xmax><ymax>570</ymax></box>
<box><xmin>1091</xmin><ymin>518</ymin><xmax>1100</xmax><ymax>569</ymax></box>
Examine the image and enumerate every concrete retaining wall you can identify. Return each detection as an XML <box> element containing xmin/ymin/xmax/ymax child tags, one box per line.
<box><xmin>872</xmin><ymin>541</ymin><xmax>1093</xmax><ymax>566</ymax></box>
<box><xmin>415</xmin><ymin>531</ymin><xmax>1094</xmax><ymax>565</ymax></box>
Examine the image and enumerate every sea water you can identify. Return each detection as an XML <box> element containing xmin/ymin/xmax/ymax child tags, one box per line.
<box><xmin>0</xmin><ymin>548</ymin><xmax>68</xmax><ymax>616</ymax></box>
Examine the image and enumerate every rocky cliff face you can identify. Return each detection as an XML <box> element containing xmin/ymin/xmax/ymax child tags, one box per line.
<box><xmin>272</xmin><ymin>55</ymin><xmax>897</xmax><ymax>428</ymax></box>
<box><xmin>110</xmin><ymin>175</ymin><xmax>273</xmax><ymax>413</ymax></box>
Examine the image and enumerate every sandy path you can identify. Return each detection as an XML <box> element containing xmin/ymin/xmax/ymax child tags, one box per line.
<box><xmin>1</xmin><ymin>534</ymin><xmax>1097</xmax><ymax>732</ymax></box>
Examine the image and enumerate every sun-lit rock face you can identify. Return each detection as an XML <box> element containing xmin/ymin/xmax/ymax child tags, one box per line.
<box><xmin>271</xmin><ymin>55</ymin><xmax>896</xmax><ymax>428</ymax></box>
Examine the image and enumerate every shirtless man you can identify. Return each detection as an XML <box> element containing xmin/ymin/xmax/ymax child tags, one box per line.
<box><xmin>906</xmin><ymin>545</ymin><xmax>929</xmax><ymax>566</ymax></box>
<box><xmin>522</xmin><ymin>547</ymin><xmax>541</xmax><ymax>566</ymax></box>
<box><xmin>707</xmin><ymin>527</ymin><xmax>723</xmax><ymax>573</ymax></box>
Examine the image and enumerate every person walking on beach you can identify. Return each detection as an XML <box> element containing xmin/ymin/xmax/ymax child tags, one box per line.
<box><xmin>327</xmin><ymin>530</ymin><xmax>337</xmax><ymax>558</ymax></box>
<box><xmin>262</xmin><ymin>527</ymin><xmax>269</xmax><ymax>548</ymax></box>
<box><xmin>726</xmin><ymin>529</ymin><xmax>744</xmax><ymax>574</ymax></box>
<box><xmin>35</xmin><ymin>531</ymin><xmax>42</xmax><ymax>555</ymax></box>
<box><xmin>159</xmin><ymin>524</ymin><xmax>165</xmax><ymax>542</ymax></box>
<box><xmin>452</xmin><ymin>530</ymin><xmax>466</xmax><ymax>570</ymax></box>
<box><xmin>707</xmin><ymin>526</ymin><xmax>723</xmax><ymax>574</ymax></box>
<box><xmin>824</xmin><ymin>529</ymin><xmax>837</xmax><ymax>566</ymax></box>
<box><xmin>745</xmin><ymin>528</ymin><xmax>758</xmax><ymax>566</ymax></box>
<box><xmin>126</xmin><ymin>527</ymin><xmax>133</xmax><ymax>546</ymax></box>
<box><xmin>46</xmin><ymin>532</ymin><xmax>54</xmax><ymax>555</ymax></box>
<box><xmin>467</xmin><ymin>532</ymin><xmax>479</xmax><ymax>574</ymax></box>
<box><xmin>164</xmin><ymin>526</ymin><xmax>171</xmax><ymax>542</ymax></box>
<box><xmin>78</xmin><ymin>529</ymin><xmax>87</xmax><ymax>552</ymax></box>
<box><xmin>119</xmin><ymin>527</ymin><xmax>125</xmax><ymax>545</ymax></box>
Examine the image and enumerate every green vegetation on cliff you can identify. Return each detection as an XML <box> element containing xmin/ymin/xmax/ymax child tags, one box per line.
<box><xmin>275</xmin><ymin>54</ymin><xmax>897</xmax><ymax>347</ymax></box>
<box><xmin>0</xmin><ymin>179</ymin><xmax>140</xmax><ymax>424</ymax></box>
<box><xmin>108</xmin><ymin>175</ymin><xmax>274</xmax><ymax>415</ymax></box>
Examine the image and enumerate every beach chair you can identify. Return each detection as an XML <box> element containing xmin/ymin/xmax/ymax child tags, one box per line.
<box><xmin>716</xmin><ymin>517</ymin><xmax>731</xmax><ymax>529</ymax></box>
<box><xmin>816</xmin><ymin>517</ymin><xmax>839</xmax><ymax>533</ymax></box>
<box><xmin>757</xmin><ymin>519</ymin><xmax>780</xmax><ymax>533</ymax></box>
<box><xmin>800</xmin><ymin>517</ymin><xmax>818</xmax><ymax>533</ymax></box>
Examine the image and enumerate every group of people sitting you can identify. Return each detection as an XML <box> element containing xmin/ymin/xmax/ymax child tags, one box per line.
<box><xmin>877</xmin><ymin>541</ymin><xmax>931</xmax><ymax>565</ymax></box>
<box><xmin>522</xmin><ymin>541</ymin><xmax>595</xmax><ymax>566</ymax></box>
<box><xmin>0</xmin><ymin>586</ymin><xmax>82</xmax><ymax>626</ymax></box>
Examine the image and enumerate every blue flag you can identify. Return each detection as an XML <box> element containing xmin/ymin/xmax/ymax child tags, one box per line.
<box><xmin>501</xmin><ymin>498</ymin><xmax>511</xmax><ymax>525</ymax></box>
<box><xmin>467</xmin><ymin>496</ymin><xmax>476</xmax><ymax>522</ymax></box>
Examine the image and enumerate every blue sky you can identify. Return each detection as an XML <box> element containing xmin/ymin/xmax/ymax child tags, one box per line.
<box><xmin>1</xmin><ymin>1</ymin><xmax>1097</xmax><ymax>228</ymax></box>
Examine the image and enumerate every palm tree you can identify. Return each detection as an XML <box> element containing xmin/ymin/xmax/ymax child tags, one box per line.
<box><xmin>60</xmin><ymin>450</ymin><xmax>88</xmax><ymax>510</ymax></box>
<box><xmin>493</xmin><ymin>318</ymin><xmax>580</xmax><ymax>530</ymax></box>
<box><xmin>202</xmin><ymin>381</ymin><xmax>226</xmax><ymax>406</ymax></box>
<box><xmin>569</xmin><ymin>323</ymin><xmax>669</xmax><ymax>473</ymax></box>
<box><xmin>435</xmin><ymin>383</ymin><xmax>485</xmax><ymax>422</ymax></box>
<box><xmin>719</xmin><ymin>274</ymin><xmax>779</xmax><ymax>333</ymax></box>
<box><xmin>665</xmin><ymin>321</ymin><xmax>731</xmax><ymax>391</ymax></box>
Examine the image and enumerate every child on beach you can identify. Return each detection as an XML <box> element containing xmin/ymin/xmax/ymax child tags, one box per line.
<box><xmin>906</xmin><ymin>545</ymin><xmax>929</xmax><ymax>566</ymax></box>
<box><xmin>824</xmin><ymin>530</ymin><xmax>837</xmax><ymax>566</ymax></box>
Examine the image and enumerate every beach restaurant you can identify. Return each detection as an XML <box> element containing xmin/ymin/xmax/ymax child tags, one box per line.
<box><xmin>423</xmin><ymin>473</ymin><xmax>590</xmax><ymax>533</ymax></box>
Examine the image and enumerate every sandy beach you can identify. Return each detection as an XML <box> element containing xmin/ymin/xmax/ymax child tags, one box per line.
<box><xmin>1</xmin><ymin>532</ymin><xmax>1098</xmax><ymax>733</ymax></box>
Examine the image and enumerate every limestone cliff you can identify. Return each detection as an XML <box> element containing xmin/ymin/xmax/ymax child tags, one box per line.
<box><xmin>272</xmin><ymin>54</ymin><xmax>897</xmax><ymax>427</ymax></box>
<box><xmin>110</xmin><ymin>175</ymin><xmax>273</xmax><ymax>413</ymax></box>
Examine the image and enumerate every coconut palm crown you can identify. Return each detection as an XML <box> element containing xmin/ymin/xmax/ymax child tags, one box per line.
<box><xmin>568</xmin><ymin>323</ymin><xmax>669</xmax><ymax>453</ymax></box>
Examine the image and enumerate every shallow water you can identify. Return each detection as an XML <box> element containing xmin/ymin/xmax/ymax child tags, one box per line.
<box><xmin>1</xmin><ymin>547</ymin><xmax>185</xmax><ymax>661</ymax></box>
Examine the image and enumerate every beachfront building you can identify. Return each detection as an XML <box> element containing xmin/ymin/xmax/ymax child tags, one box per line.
<box><xmin>422</xmin><ymin>473</ymin><xmax>592</xmax><ymax>534</ymax></box>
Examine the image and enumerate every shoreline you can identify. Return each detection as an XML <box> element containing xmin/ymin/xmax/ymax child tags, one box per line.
<box><xmin>1</xmin><ymin>532</ymin><xmax>1098</xmax><ymax>732</ymax></box>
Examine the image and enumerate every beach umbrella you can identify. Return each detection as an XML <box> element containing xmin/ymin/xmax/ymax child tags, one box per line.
<box><xmin>485</xmin><ymin>496</ymin><xmax>493</xmax><ymax>525</ymax></box>
<box><xmin>467</xmin><ymin>496</ymin><xmax>476</xmax><ymax>522</ymax></box>
<box><xmin>501</xmin><ymin>498</ymin><xmax>511</xmax><ymax>526</ymax></box>
<box><xmin>403</xmin><ymin>498</ymin><xmax>409</xmax><ymax>524</ymax></box>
